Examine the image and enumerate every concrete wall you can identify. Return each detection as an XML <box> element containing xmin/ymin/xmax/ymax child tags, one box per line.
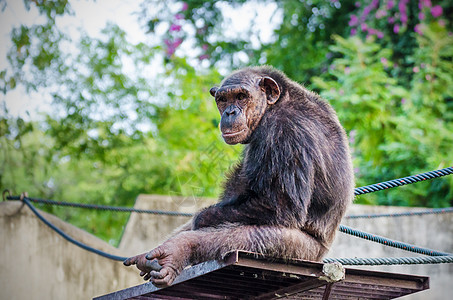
<box><xmin>120</xmin><ymin>195</ymin><xmax>453</xmax><ymax>299</ymax></box>
<box><xmin>119</xmin><ymin>194</ymin><xmax>215</xmax><ymax>255</ymax></box>
<box><xmin>0</xmin><ymin>201</ymin><xmax>142</xmax><ymax>300</ymax></box>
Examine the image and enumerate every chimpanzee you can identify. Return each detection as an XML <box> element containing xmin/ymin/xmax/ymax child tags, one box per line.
<box><xmin>124</xmin><ymin>66</ymin><xmax>354</xmax><ymax>287</ymax></box>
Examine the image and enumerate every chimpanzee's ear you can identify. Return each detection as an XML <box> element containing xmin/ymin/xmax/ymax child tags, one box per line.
<box><xmin>259</xmin><ymin>77</ymin><xmax>280</xmax><ymax>105</ymax></box>
<box><xmin>209</xmin><ymin>87</ymin><xmax>218</xmax><ymax>97</ymax></box>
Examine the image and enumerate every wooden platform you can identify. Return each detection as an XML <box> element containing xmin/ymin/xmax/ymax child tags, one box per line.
<box><xmin>95</xmin><ymin>251</ymin><xmax>429</xmax><ymax>299</ymax></box>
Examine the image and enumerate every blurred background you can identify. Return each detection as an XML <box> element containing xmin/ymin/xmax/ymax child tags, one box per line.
<box><xmin>1</xmin><ymin>0</ymin><xmax>452</xmax><ymax>247</ymax></box>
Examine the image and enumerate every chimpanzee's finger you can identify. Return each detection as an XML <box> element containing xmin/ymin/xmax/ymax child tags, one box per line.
<box><xmin>145</xmin><ymin>259</ymin><xmax>163</xmax><ymax>271</ymax></box>
<box><xmin>152</xmin><ymin>271</ymin><xmax>175</xmax><ymax>287</ymax></box>
<box><xmin>123</xmin><ymin>256</ymin><xmax>138</xmax><ymax>266</ymax></box>
<box><xmin>145</xmin><ymin>247</ymin><xmax>164</xmax><ymax>260</ymax></box>
<box><xmin>149</xmin><ymin>269</ymin><xmax>166</xmax><ymax>279</ymax></box>
<box><xmin>143</xmin><ymin>273</ymin><xmax>152</xmax><ymax>281</ymax></box>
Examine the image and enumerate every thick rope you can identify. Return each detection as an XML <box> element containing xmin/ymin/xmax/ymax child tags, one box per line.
<box><xmin>323</xmin><ymin>255</ymin><xmax>453</xmax><ymax>265</ymax></box>
<box><xmin>338</xmin><ymin>225</ymin><xmax>451</xmax><ymax>256</ymax></box>
<box><xmin>354</xmin><ymin>167</ymin><xmax>453</xmax><ymax>196</ymax></box>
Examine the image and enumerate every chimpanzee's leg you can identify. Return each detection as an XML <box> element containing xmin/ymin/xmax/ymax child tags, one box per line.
<box><xmin>124</xmin><ymin>225</ymin><xmax>327</xmax><ymax>286</ymax></box>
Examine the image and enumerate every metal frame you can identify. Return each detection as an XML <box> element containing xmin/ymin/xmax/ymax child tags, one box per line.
<box><xmin>95</xmin><ymin>251</ymin><xmax>429</xmax><ymax>300</ymax></box>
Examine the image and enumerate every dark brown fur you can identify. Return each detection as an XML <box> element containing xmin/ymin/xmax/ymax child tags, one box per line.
<box><xmin>124</xmin><ymin>66</ymin><xmax>354</xmax><ymax>287</ymax></box>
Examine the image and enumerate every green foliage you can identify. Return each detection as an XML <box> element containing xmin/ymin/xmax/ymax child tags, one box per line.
<box><xmin>313</xmin><ymin>22</ymin><xmax>453</xmax><ymax>207</ymax></box>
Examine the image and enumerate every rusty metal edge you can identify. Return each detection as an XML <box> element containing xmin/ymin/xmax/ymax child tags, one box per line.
<box><xmin>234</xmin><ymin>251</ymin><xmax>428</xmax><ymax>291</ymax></box>
<box><xmin>93</xmin><ymin>253</ymin><xmax>238</xmax><ymax>300</ymax></box>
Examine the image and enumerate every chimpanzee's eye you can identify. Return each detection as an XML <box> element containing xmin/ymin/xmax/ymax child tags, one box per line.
<box><xmin>236</xmin><ymin>93</ymin><xmax>247</xmax><ymax>101</ymax></box>
<box><xmin>217</xmin><ymin>96</ymin><xmax>227</xmax><ymax>103</ymax></box>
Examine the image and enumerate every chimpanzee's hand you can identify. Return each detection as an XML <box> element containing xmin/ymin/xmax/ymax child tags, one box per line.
<box><xmin>123</xmin><ymin>253</ymin><xmax>162</xmax><ymax>280</ymax></box>
<box><xmin>124</xmin><ymin>234</ymin><xmax>194</xmax><ymax>287</ymax></box>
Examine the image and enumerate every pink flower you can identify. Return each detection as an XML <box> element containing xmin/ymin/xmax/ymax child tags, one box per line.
<box><xmin>181</xmin><ymin>2</ymin><xmax>188</xmax><ymax>11</ymax></box>
<box><xmin>199</xmin><ymin>54</ymin><xmax>209</xmax><ymax>60</ymax></box>
<box><xmin>398</xmin><ymin>1</ymin><xmax>407</xmax><ymax>14</ymax></box>
<box><xmin>401</xmin><ymin>14</ymin><xmax>408</xmax><ymax>24</ymax></box>
<box><xmin>414</xmin><ymin>24</ymin><xmax>423</xmax><ymax>35</ymax></box>
<box><xmin>387</xmin><ymin>0</ymin><xmax>395</xmax><ymax>9</ymax></box>
<box><xmin>393</xmin><ymin>24</ymin><xmax>400</xmax><ymax>33</ymax></box>
<box><xmin>419</xmin><ymin>0</ymin><xmax>432</xmax><ymax>10</ymax></box>
<box><xmin>164</xmin><ymin>38</ymin><xmax>184</xmax><ymax>57</ymax></box>
<box><xmin>355</xmin><ymin>2</ymin><xmax>361</xmax><ymax>7</ymax></box>
<box><xmin>349</xmin><ymin>15</ymin><xmax>359</xmax><ymax>26</ymax></box>
<box><xmin>425</xmin><ymin>74</ymin><xmax>432</xmax><ymax>81</ymax></box>
<box><xmin>388</xmin><ymin>17</ymin><xmax>395</xmax><ymax>24</ymax></box>
<box><xmin>361</xmin><ymin>23</ymin><xmax>368</xmax><ymax>31</ymax></box>
<box><xmin>438</xmin><ymin>19</ymin><xmax>446</xmax><ymax>27</ymax></box>
<box><xmin>418</xmin><ymin>12</ymin><xmax>425</xmax><ymax>20</ymax></box>
<box><xmin>351</xmin><ymin>28</ymin><xmax>357</xmax><ymax>35</ymax></box>
<box><xmin>344</xmin><ymin>66</ymin><xmax>350</xmax><ymax>74</ymax></box>
<box><xmin>174</xmin><ymin>13</ymin><xmax>185</xmax><ymax>20</ymax></box>
<box><xmin>173</xmin><ymin>38</ymin><xmax>183</xmax><ymax>47</ymax></box>
<box><xmin>431</xmin><ymin>5</ymin><xmax>443</xmax><ymax>18</ymax></box>
<box><xmin>401</xmin><ymin>98</ymin><xmax>406</xmax><ymax>104</ymax></box>
<box><xmin>202</xmin><ymin>44</ymin><xmax>209</xmax><ymax>51</ymax></box>
<box><xmin>380</xmin><ymin>57</ymin><xmax>388</xmax><ymax>65</ymax></box>
<box><xmin>413</xmin><ymin>66</ymin><xmax>420</xmax><ymax>73</ymax></box>
<box><xmin>169</xmin><ymin>24</ymin><xmax>182</xmax><ymax>32</ymax></box>
<box><xmin>377</xmin><ymin>31</ymin><xmax>384</xmax><ymax>39</ymax></box>
<box><xmin>375</xmin><ymin>10</ymin><xmax>387</xmax><ymax>19</ymax></box>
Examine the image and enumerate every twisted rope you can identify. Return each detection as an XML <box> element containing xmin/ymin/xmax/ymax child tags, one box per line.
<box><xmin>338</xmin><ymin>225</ymin><xmax>451</xmax><ymax>256</ymax></box>
<box><xmin>354</xmin><ymin>167</ymin><xmax>453</xmax><ymax>196</ymax></box>
<box><xmin>323</xmin><ymin>255</ymin><xmax>453</xmax><ymax>265</ymax></box>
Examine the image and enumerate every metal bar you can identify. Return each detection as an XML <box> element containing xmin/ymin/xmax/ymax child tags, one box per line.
<box><xmin>322</xmin><ymin>283</ymin><xmax>333</xmax><ymax>300</ymax></box>
<box><xmin>254</xmin><ymin>278</ymin><xmax>327</xmax><ymax>300</ymax></box>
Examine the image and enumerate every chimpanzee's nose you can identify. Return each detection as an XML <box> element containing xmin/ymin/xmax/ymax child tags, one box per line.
<box><xmin>225</xmin><ymin>105</ymin><xmax>239</xmax><ymax>116</ymax></box>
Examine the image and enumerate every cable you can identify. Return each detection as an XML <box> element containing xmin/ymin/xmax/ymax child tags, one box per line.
<box><xmin>338</xmin><ymin>225</ymin><xmax>451</xmax><ymax>256</ymax></box>
<box><xmin>22</xmin><ymin>197</ymin><xmax>127</xmax><ymax>262</ymax></box>
<box><xmin>345</xmin><ymin>207</ymin><xmax>453</xmax><ymax>219</ymax></box>
<box><xmin>6</xmin><ymin>196</ymin><xmax>193</xmax><ymax>217</ymax></box>
<box><xmin>323</xmin><ymin>255</ymin><xmax>453</xmax><ymax>266</ymax></box>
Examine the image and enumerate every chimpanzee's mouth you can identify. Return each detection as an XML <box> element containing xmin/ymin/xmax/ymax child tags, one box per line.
<box><xmin>222</xmin><ymin>128</ymin><xmax>246</xmax><ymax>137</ymax></box>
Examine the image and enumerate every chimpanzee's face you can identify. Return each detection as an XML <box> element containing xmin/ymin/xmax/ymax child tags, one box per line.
<box><xmin>210</xmin><ymin>71</ymin><xmax>280</xmax><ymax>145</ymax></box>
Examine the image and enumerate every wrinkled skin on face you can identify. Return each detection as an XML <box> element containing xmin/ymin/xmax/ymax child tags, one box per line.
<box><xmin>210</xmin><ymin>72</ymin><xmax>280</xmax><ymax>144</ymax></box>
